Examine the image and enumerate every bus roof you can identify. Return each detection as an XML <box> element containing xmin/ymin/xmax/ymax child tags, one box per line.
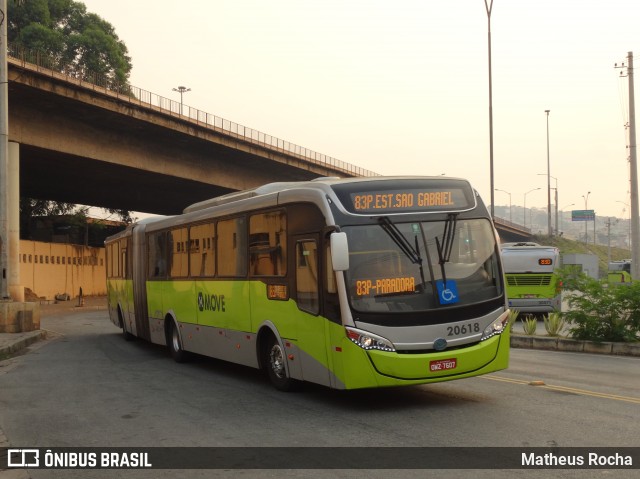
<box><xmin>183</xmin><ymin>177</ymin><xmax>341</xmax><ymax>213</ymax></box>
<box><xmin>106</xmin><ymin>176</ymin><xmax>483</xmax><ymax>242</ymax></box>
<box><xmin>104</xmin><ymin>215</ymin><xmax>171</xmax><ymax>243</ymax></box>
<box><xmin>183</xmin><ymin>175</ymin><xmax>477</xmax><ymax>214</ymax></box>
<box><xmin>501</xmin><ymin>242</ymin><xmax>542</xmax><ymax>248</ymax></box>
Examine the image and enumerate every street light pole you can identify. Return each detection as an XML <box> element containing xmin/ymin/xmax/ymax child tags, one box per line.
<box><xmin>484</xmin><ymin>0</ymin><xmax>495</xmax><ymax>218</ymax></box>
<box><xmin>560</xmin><ymin>203</ymin><xmax>575</xmax><ymax>234</ymax></box>
<box><xmin>538</xmin><ymin>173</ymin><xmax>558</xmax><ymax>235</ymax></box>
<box><xmin>582</xmin><ymin>192</ymin><xmax>591</xmax><ymax>243</ymax></box>
<box><xmin>555</xmin><ymin>185</ymin><xmax>559</xmax><ymax>235</ymax></box>
<box><xmin>545</xmin><ymin>110</ymin><xmax>552</xmax><ymax>236</ymax></box>
<box><xmin>172</xmin><ymin>86</ymin><xmax>191</xmax><ymax>115</ymax></box>
<box><xmin>495</xmin><ymin>188</ymin><xmax>512</xmax><ymax>223</ymax></box>
<box><xmin>616</xmin><ymin>200</ymin><xmax>631</xmax><ymax>248</ymax></box>
<box><xmin>523</xmin><ymin>188</ymin><xmax>541</xmax><ymax>228</ymax></box>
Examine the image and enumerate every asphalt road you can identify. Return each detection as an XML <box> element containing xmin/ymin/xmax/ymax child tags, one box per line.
<box><xmin>0</xmin><ymin>308</ymin><xmax>638</xmax><ymax>479</ymax></box>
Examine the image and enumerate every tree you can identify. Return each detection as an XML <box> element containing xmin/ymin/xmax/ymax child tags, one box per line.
<box><xmin>8</xmin><ymin>0</ymin><xmax>132</xmax><ymax>87</ymax></box>
<box><xmin>19</xmin><ymin>195</ymin><xmax>134</xmax><ymax>243</ymax></box>
<box><xmin>11</xmin><ymin>1</ymin><xmax>134</xmax><ymax>228</ymax></box>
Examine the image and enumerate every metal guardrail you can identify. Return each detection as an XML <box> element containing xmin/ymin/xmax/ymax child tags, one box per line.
<box><xmin>8</xmin><ymin>44</ymin><xmax>378</xmax><ymax>178</ymax></box>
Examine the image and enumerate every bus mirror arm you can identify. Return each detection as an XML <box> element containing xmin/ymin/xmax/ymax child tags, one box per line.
<box><xmin>330</xmin><ymin>232</ymin><xmax>350</xmax><ymax>271</ymax></box>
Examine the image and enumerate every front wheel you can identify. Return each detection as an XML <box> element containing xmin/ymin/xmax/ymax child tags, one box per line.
<box><xmin>263</xmin><ymin>335</ymin><xmax>299</xmax><ymax>392</ymax></box>
<box><xmin>168</xmin><ymin>320</ymin><xmax>188</xmax><ymax>363</ymax></box>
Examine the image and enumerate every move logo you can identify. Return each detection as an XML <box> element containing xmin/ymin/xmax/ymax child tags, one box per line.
<box><xmin>197</xmin><ymin>291</ymin><xmax>226</xmax><ymax>312</ymax></box>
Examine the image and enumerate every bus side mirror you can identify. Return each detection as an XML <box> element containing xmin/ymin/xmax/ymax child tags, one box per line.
<box><xmin>330</xmin><ymin>232</ymin><xmax>349</xmax><ymax>271</ymax></box>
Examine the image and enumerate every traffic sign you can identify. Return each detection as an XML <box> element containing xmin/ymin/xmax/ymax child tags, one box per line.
<box><xmin>571</xmin><ymin>209</ymin><xmax>595</xmax><ymax>221</ymax></box>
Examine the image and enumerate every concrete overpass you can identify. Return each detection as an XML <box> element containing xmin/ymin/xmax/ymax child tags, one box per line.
<box><xmin>8</xmin><ymin>47</ymin><xmax>532</xmax><ymax>234</ymax></box>
<box><xmin>7</xmin><ymin>48</ymin><xmax>375</xmax><ymax>215</ymax></box>
<box><xmin>493</xmin><ymin>217</ymin><xmax>534</xmax><ymax>242</ymax></box>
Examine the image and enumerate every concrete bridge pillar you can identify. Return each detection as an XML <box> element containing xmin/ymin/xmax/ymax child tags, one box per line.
<box><xmin>8</xmin><ymin>141</ymin><xmax>22</xmax><ymax>301</ymax></box>
<box><xmin>0</xmin><ymin>139</ymin><xmax>38</xmax><ymax>332</ymax></box>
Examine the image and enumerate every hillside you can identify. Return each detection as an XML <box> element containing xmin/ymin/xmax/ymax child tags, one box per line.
<box><xmin>528</xmin><ymin>234</ymin><xmax>630</xmax><ymax>277</ymax></box>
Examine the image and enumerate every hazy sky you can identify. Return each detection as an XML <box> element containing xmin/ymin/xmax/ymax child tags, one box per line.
<box><xmin>81</xmin><ymin>0</ymin><xmax>639</xmax><ymax>220</ymax></box>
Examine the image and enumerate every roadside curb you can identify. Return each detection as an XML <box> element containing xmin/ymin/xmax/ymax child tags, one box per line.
<box><xmin>0</xmin><ymin>330</ymin><xmax>47</xmax><ymax>360</ymax></box>
<box><xmin>511</xmin><ymin>334</ymin><xmax>640</xmax><ymax>357</ymax></box>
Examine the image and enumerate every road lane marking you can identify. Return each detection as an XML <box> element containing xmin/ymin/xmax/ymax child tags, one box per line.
<box><xmin>482</xmin><ymin>375</ymin><xmax>640</xmax><ymax>404</ymax></box>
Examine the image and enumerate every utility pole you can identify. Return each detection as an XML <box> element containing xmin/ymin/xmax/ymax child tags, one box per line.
<box><xmin>605</xmin><ymin>217</ymin><xmax>617</xmax><ymax>268</ymax></box>
<box><xmin>0</xmin><ymin>0</ymin><xmax>10</xmax><ymax>299</ymax></box>
<box><xmin>618</xmin><ymin>53</ymin><xmax>640</xmax><ymax>278</ymax></box>
<box><xmin>629</xmin><ymin>52</ymin><xmax>640</xmax><ymax>279</ymax></box>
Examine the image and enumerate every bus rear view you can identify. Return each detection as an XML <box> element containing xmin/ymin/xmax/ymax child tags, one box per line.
<box><xmin>501</xmin><ymin>242</ymin><xmax>561</xmax><ymax>314</ymax></box>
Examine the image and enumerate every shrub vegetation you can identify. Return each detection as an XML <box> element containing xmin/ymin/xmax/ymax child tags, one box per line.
<box><xmin>559</xmin><ymin>270</ymin><xmax>640</xmax><ymax>343</ymax></box>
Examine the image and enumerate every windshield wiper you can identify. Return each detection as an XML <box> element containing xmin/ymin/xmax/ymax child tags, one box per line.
<box><xmin>435</xmin><ymin>213</ymin><xmax>458</xmax><ymax>284</ymax></box>
<box><xmin>378</xmin><ymin>217</ymin><xmax>426</xmax><ymax>288</ymax></box>
<box><xmin>378</xmin><ymin>217</ymin><xmax>421</xmax><ymax>264</ymax></box>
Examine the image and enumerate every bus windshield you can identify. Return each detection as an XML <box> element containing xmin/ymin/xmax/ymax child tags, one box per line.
<box><xmin>344</xmin><ymin>218</ymin><xmax>501</xmax><ymax>313</ymax></box>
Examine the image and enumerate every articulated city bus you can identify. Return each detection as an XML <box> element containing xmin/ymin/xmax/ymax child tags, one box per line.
<box><xmin>500</xmin><ymin>242</ymin><xmax>562</xmax><ymax>314</ymax></box>
<box><xmin>105</xmin><ymin>177</ymin><xmax>510</xmax><ymax>391</ymax></box>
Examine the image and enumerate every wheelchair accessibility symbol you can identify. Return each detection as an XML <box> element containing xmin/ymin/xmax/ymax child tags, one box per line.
<box><xmin>436</xmin><ymin>280</ymin><xmax>459</xmax><ymax>305</ymax></box>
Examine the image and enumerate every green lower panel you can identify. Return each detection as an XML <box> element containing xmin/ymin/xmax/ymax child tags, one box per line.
<box><xmin>140</xmin><ymin>278</ymin><xmax>511</xmax><ymax>390</ymax></box>
<box><xmin>331</xmin><ymin>328</ymin><xmax>510</xmax><ymax>389</ymax></box>
<box><xmin>368</xmin><ymin>334</ymin><xmax>505</xmax><ymax>380</ymax></box>
<box><xmin>107</xmin><ymin>278</ymin><xmax>134</xmax><ymax>326</ymax></box>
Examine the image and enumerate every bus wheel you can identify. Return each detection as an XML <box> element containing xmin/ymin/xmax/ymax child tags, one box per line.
<box><xmin>168</xmin><ymin>320</ymin><xmax>188</xmax><ymax>363</ymax></box>
<box><xmin>119</xmin><ymin>309</ymin><xmax>134</xmax><ymax>341</ymax></box>
<box><xmin>264</xmin><ymin>335</ymin><xmax>299</xmax><ymax>392</ymax></box>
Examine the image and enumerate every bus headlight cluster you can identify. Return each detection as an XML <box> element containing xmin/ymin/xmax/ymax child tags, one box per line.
<box><xmin>346</xmin><ymin>327</ymin><xmax>395</xmax><ymax>352</ymax></box>
<box><xmin>480</xmin><ymin>311</ymin><xmax>509</xmax><ymax>341</ymax></box>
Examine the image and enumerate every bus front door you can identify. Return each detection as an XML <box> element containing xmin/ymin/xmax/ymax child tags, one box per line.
<box><xmin>293</xmin><ymin>235</ymin><xmax>331</xmax><ymax>387</ymax></box>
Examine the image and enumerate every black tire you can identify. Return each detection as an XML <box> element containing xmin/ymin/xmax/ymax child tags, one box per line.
<box><xmin>263</xmin><ymin>335</ymin><xmax>299</xmax><ymax>392</ymax></box>
<box><xmin>119</xmin><ymin>309</ymin><xmax>134</xmax><ymax>341</ymax></box>
<box><xmin>168</xmin><ymin>320</ymin><xmax>188</xmax><ymax>363</ymax></box>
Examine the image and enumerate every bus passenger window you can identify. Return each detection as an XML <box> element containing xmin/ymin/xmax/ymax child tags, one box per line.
<box><xmin>121</xmin><ymin>249</ymin><xmax>127</xmax><ymax>279</ymax></box>
<box><xmin>190</xmin><ymin>222</ymin><xmax>215</xmax><ymax>277</ymax></box>
<box><xmin>218</xmin><ymin>217</ymin><xmax>247</xmax><ymax>277</ymax></box>
<box><xmin>169</xmin><ymin>227</ymin><xmax>189</xmax><ymax>278</ymax></box>
<box><xmin>148</xmin><ymin>232</ymin><xmax>168</xmax><ymax>278</ymax></box>
<box><xmin>249</xmin><ymin>211</ymin><xmax>286</xmax><ymax>276</ymax></box>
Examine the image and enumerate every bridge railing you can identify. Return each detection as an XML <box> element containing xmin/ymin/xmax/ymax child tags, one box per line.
<box><xmin>8</xmin><ymin>44</ymin><xmax>378</xmax><ymax>178</ymax></box>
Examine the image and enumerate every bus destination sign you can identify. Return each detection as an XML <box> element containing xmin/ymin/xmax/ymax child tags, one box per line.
<box><xmin>348</xmin><ymin>188</ymin><xmax>472</xmax><ymax>214</ymax></box>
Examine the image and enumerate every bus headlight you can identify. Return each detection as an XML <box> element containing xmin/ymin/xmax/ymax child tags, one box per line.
<box><xmin>480</xmin><ymin>311</ymin><xmax>510</xmax><ymax>341</ymax></box>
<box><xmin>346</xmin><ymin>327</ymin><xmax>395</xmax><ymax>352</ymax></box>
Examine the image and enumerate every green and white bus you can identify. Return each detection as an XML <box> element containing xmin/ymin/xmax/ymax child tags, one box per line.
<box><xmin>608</xmin><ymin>260</ymin><xmax>632</xmax><ymax>284</ymax></box>
<box><xmin>500</xmin><ymin>242</ymin><xmax>562</xmax><ymax>314</ymax></box>
<box><xmin>105</xmin><ymin>177</ymin><xmax>510</xmax><ymax>391</ymax></box>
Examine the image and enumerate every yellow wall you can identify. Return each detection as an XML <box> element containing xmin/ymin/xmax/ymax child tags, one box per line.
<box><xmin>19</xmin><ymin>240</ymin><xmax>106</xmax><ymax>300</ymax></box>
